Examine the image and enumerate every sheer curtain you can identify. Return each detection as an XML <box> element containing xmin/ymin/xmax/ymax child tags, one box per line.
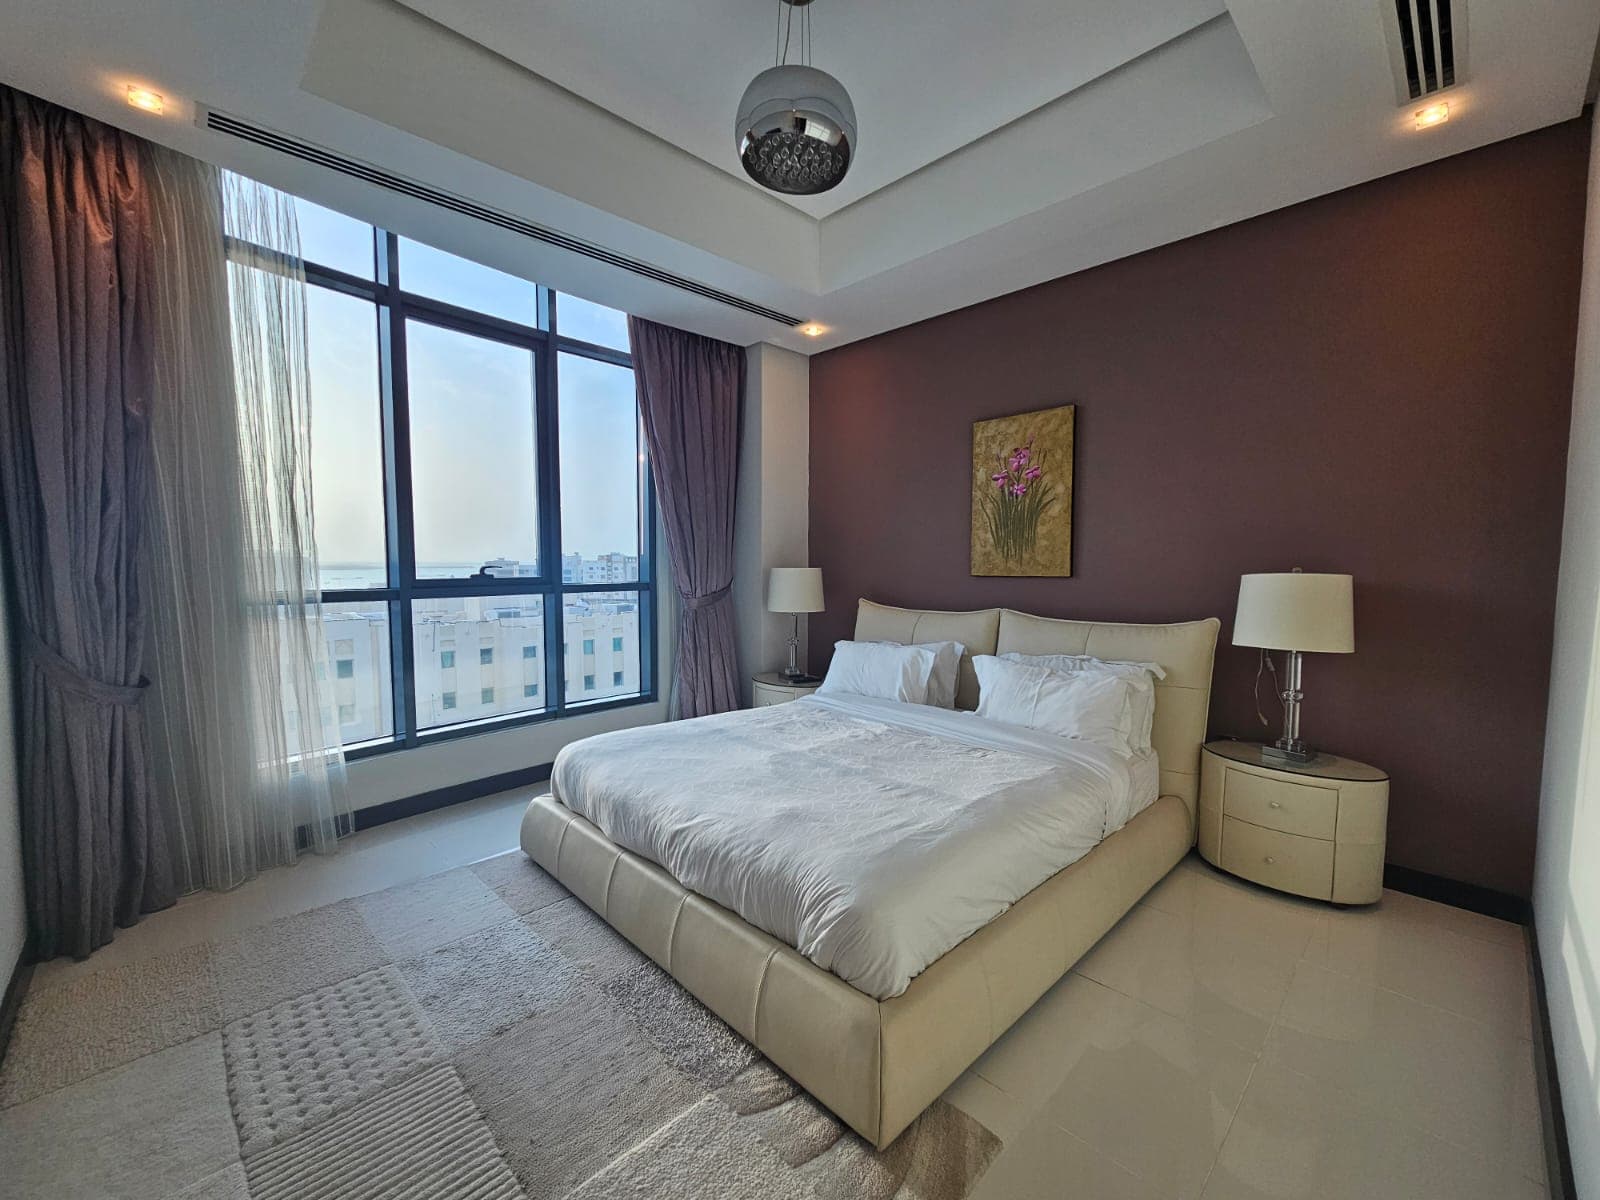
<box><xmin>143</xmin><ymin>149</ymin><xmax>350</xmax><ymax>892</ymax></box>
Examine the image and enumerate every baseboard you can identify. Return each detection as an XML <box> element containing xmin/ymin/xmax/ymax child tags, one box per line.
<box><xmin>1528</xmin><ymin>924</ymin><xmax>1579</xmax><ymax>1200</ymax></box>
<box><xmin>0</xmin><ymin>933</ymin><xmax>35</xmax><ymax>1070</ymax></box>
<box><xmin>350</xmin><ymin>762</ymin><xmax>554</xmax><ymax>833</ymax></box>
<box><xmin>1381</xmin><ymin>863</ymin><xmax>1530</xmax><ymax>925</ymax></box>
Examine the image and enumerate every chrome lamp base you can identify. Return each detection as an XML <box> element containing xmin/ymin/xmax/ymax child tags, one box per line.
<box><xmin>1264</xmin><ymin>649</ymin><xmax>1320</xmax><ymax>765</ymax></box>
<box><xmin>780</xmin><ymin>614</ymin><xmax>821</xmax><ymax>684</ymax></box>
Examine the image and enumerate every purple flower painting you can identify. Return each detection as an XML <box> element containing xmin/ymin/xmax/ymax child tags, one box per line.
<box><xmin>978</xmin><ymin>437</ymin><xmax>1057</xmax><ymax>561</ymax></box>
<box><xmin>971</xmin><ymin>404</ymin><xmax>1075</xmax><ymax>577</ymax></box>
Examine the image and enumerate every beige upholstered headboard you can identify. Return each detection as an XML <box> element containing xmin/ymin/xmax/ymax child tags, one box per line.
<box><xmin>852</xmin><ymin>600</ymin><xmax>1220</xmax><ymax>821</ymax></box>
<box><xmin>854</xmin><ymin>599</ymin><xmax>1000</xmax><ymax>711</ymax></box>
<box><xmin>995</xmin><ymin>610</ymin><xmax>1220</xmax><ymax>819</ymax></box>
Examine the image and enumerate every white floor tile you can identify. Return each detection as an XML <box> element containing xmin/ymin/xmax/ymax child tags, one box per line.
<box><xmin>975</xmin><ymin>974</ymin><xmax>1256</xmax><ymax>1200</ymax></box>
<box><xmin>1265</xmin><ymin>960</ymin><xmax>1544</xmax><ymax>1181</ymax></box>
<box><xmin>1201</xmin><ymin>1058</ymin><xmax>1546</xmax><ymax>1200</ymax></box>
<box><xmin>942</xmin><ymin>1070</ymin><xmax>1031</xmax><ymax>1143</ymax></box>
<box><xmin>1075</xmin><ymin>901</ymin><xmax>1299</xmax><ymax>1053</ymax></box>
<box><xmin>1304</xmin><ymin>901</ymin><xmax>1531</xmax><ymax>1034</ymax></box>
<box><xmin>971</xmin><ymin>1112</ymin><xmax>1165</xmax><ymax>1200</ymax></box>
<box><xmin>1142</xmin><ymin>857</ymin><xmax>1327</xmax><ymax>954</ymax></box>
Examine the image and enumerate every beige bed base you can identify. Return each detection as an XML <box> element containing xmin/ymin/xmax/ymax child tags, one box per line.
<box><xmin>520</xmin><ymin>601</ymin><xmax>1219</xmax><ymax>1149</ymax></box>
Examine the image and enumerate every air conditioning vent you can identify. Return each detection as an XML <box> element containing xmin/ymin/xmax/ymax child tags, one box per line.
<box><xmin>1384</xmin><ymin>0</ymin><xmax>1465</xmax><ymax>103</ymax></box>
<box><xmin>201</xmin><ymin>108</ymin><xmax>803</xmax><ymax>328</ymax></box>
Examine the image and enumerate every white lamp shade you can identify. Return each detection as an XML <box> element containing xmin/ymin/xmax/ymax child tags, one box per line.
<box><xmin>1233</xmin><ymin>572</ymin><xmax>1354</xmax><ymax>653</ymax></box>
<box><xmin>768</xmin><ymin>567</ymin><xmax>824</xmax><ymax>614</ymax></box>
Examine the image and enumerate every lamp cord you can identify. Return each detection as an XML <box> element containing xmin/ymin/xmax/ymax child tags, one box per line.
<box><xmin>1252</xmin><ymin>648</ymin><xmax>1286</xmax><ymax>729</ymax></box>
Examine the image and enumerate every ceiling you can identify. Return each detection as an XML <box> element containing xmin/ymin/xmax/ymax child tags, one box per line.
<box><xmin>393</xmin><ymin>0</ymin><xmax>1229</xmax><ymax>218</ymax></box>
<box><xmin>0</xmin><ymin>0</ymin><xmax>1595</xmax><ymax>354</ymax></box>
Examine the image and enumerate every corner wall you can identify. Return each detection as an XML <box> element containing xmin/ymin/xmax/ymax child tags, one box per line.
<box><xmin>1535</xmin><ymin>110</ymin><xmax>1600</xmax><ymax>1200</ymax></box>
<box><xmin>734</xmin><ymin>343</ymin><xmax>811</xmax><ymax>702</ymax></box>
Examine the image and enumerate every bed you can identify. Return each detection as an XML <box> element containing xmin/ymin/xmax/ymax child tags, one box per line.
<box><xmin>519</xmin><ymin>600</ymin><xmax>1220</xmax><ymax>1148</ymax></box>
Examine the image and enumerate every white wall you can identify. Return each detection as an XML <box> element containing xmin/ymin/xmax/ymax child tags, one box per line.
<box><xmin>0</xmin><ymin>573</ymin><xmax>26</xmax><ymax>978</ymax></box>
<box><xmin>1534</xmin><ymin>110</ymin><xmax>1600</xmax><ymax>1200</ymax></box>
<box><xmin>733</xmin><ymin>344</ymin><xmax>811</xmax><ymax>705</ymax></box>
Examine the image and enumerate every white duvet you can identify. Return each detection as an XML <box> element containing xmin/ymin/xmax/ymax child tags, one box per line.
<box><xmin>550</xmin><ymin>694</ymin><xmax>1156</xmax><ymax>999</ymax></box>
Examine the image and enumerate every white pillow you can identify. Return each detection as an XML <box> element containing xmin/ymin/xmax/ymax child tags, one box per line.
<box><xmin>849</xmin><ymin>639</ymin><xmax>966</xmax><ymax>708</ymax></box>
<box><xmin>818</xmin><ymin>640</ymin><xmax>939</xmax><ymax>705</ymax></box>
<box><xmin>973</xmin><ymin>655</ymin><xmax>1138</xmax><ymax>755</ymax></box>
<box><xmin>1000</xmin><ymin>652</ymin><xmax>1165</xmax><ymax>753</ymax></box>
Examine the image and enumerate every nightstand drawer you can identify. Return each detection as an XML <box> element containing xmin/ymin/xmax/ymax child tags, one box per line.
<box><xmin>753</xmin><ymin>685</ymin><xmax>788</xmax><ymax>706</ymax></box>
<box><xmin>1219</xmin><ymin>817</ymin><xmax>1334</xmax><ymax>901</ymax></box>
<box><xmin>1223</xmin><ymin>768</ymin><xmax>1337</xmax><ymax>839</ymax></box>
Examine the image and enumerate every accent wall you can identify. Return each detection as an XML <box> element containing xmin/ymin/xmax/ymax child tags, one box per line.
<box><xmin>809</xmin><ymin>116</ymin><xmax>1591</xmax><ymax>898</ymax></box>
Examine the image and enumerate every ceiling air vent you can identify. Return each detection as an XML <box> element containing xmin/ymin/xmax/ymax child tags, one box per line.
<box><xmin>1383</xmin><ymin>0</ymin><xmax>1466</xmax><ymax>103</ymax></box>
<box><xmin>201</xmin><ymin>108</ymin><xmax>803</xmax><ymax>328</ymax></box>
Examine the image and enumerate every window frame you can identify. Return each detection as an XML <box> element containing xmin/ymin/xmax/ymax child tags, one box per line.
<box><xmin>230</xmin><ymin>222</ymin><xmax>658</xmax><ymax>759</ymax></box>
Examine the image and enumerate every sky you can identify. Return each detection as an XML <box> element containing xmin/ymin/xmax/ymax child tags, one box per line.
<box><xmin>294</xmin><ymin>199</ymin><xmax>640</xmax><ymax>568</ymax></box>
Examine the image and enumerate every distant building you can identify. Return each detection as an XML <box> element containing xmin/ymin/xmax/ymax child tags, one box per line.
<box><xmin>482</xmin><ymin>557</ymin><xmax>537</xmax><ymax>578</ymax></box>
<box><xmin>303</xmin><ymin>553</ymin><xmax>643</xmax><ymax>749</ymax></box>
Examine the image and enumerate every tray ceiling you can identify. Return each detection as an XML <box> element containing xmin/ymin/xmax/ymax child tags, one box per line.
<box><xmin>391</xmin><ymin>0</ymin><xmax>1228</xmax><ymax>218</ymax></box>
<box><xmin>0</xmin><ymin>0</ymin><xmax>1594</xmax><ymax>352</ymax></box>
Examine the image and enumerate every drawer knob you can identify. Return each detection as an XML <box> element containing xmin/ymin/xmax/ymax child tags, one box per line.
<box><xmin>1264</xmin><ymin>856</ymin><xmax>1276</xmax><ymax>864</ymax></box>
<box><xmin>1269</xmin><ymin>800</ymin><xmax>1282</xmax><ymax>809</ymax></box>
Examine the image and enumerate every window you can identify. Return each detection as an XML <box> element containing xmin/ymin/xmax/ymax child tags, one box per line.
<box><xmin>558</xmin><ymin>293</ymin><xmax>630</xmax><ymax>352</ymax></box>
<box><xmin>230</xmin><ymin>180</ymin><xmax>657</xmax><ymax>756</ymax></box>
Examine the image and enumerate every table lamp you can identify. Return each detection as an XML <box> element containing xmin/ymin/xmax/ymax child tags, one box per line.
<box><xmin>1233</xmin><ymin>569</ymin><xmax>1354</xmax><ymax>764</ymax></box>
<box><xmin>768</xmin><ymin>567</ymin><xmax>824</xmax><ymax>682</ymax></box>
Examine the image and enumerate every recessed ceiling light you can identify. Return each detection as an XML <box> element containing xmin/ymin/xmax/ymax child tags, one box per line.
<box><xmin>798</xmin><ymin>323</ymin><xmax>826</xmax><ymax>338</ymax></box>
<box><xmin>1414</xmin><ymin>102</ymin><xmax>1449</xmax><ymax>130</ymax></box>
<box><xmin>126</xmin><ymin>86</ymin><xmax>165</xmax><ymax>114</ymax></box>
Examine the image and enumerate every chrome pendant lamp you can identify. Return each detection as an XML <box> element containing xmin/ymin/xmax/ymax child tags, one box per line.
<box><xmin>735</xmin><ymin>0</ymin><xmax>857</xmax><ymax>196</ymax></box>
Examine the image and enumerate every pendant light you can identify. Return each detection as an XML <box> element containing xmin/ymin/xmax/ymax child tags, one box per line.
<box><xmin>735</xmin><ymin>0</ymin><xmax>857</xmax><ymax>196</ymax></box>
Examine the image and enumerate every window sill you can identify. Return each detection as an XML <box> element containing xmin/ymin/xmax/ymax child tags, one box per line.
<box><xmin>342</xmin><ymin>690</ymin><xmax>660</xmax><ymax>761</ymax></box>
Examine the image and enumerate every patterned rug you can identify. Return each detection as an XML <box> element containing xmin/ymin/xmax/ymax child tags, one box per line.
<box><xmin>0</xmin><ymin>848</ymin><xmax>1002</xmax><ymax>1199</ymax></box>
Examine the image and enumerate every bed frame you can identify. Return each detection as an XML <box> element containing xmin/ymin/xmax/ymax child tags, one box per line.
<box><xmin>520</xmin><ymin>600</ymin><xmax>1219</xmax><ymax>1148</ymax></box>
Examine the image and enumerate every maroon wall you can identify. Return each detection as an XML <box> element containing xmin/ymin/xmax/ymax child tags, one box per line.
<box><xmin>809</xmin><ymin>117</ymin><xmax>1592</xmax><ymax>899</ymax></box>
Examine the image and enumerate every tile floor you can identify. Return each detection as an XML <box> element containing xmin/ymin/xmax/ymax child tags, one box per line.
<box><xmin>15</xmin><ymin>786</ymin><xmax>1546</xmax><ymax>1200</ymax></box>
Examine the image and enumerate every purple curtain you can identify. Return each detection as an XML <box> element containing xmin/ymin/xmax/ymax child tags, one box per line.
<box><xmin>628</xmin><ymin>316</ymin><xmax>744</xmax><ymax>718</ymax></box>
<box><xmin>0</xmin><ymin>88</ymin><xmax>176</xmax><ymax>959</ymax></box>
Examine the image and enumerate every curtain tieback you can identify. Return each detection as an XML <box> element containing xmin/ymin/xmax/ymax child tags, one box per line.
<box><xmin>20</xmin><ymin>622</ymin><xmax>149</xmax><ymax>707</ymax></box>
<box><xmin>682</xmin><ymin>585</ymin><xmax>732</xmax><ymax>611</ymax></box>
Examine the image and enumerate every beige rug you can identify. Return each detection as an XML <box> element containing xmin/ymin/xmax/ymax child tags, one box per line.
<box><xmin>0</xmin><ymin>850</ymin><xmax>1002</xmax><ymax>1199</ymax></box>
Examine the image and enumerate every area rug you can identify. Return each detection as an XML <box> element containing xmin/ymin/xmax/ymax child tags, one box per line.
<box><xmin>0</xmin><ymin>848</ymin><xmax>1003</xmax><ymax>1200</ymax></box>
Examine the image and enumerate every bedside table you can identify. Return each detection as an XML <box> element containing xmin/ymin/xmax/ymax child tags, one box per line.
<box><xmin>1198</xmin><ymin>740</ymin><xmax>1389</xmax><ymax>904</ymax></box>
<box><xmin>752</xmin><ymin>672</ymin><xmax>821</xmax><ymax>707</ymax></box>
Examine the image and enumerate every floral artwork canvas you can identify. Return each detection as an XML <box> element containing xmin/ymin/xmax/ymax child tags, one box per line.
<box><xmin>971</xmin><ymin>403</ymin><xmax>1075</xmax><ymax>577</ymax></box>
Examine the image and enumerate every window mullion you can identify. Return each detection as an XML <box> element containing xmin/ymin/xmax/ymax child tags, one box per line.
<box><xmin>378</xmin><ymin>230</ymin><xmax>420</xmax><ymax>745</ymax></box>
<box><xmin>539</xmin><ymin>288</ymin><xmax>566</xmax><ymax>713</ymax></box>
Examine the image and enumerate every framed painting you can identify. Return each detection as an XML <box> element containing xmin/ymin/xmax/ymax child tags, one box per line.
<box><xmin>971</xmin><ymin>403</ymin><xmax>1075</xmax><ymax>577</ymax></box>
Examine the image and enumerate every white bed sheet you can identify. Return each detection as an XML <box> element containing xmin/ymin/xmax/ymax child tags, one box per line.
<box><xmin>550</xmin><ymin>694</ymin><xmax>1155</xmax><ymax>999</ymax></box>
